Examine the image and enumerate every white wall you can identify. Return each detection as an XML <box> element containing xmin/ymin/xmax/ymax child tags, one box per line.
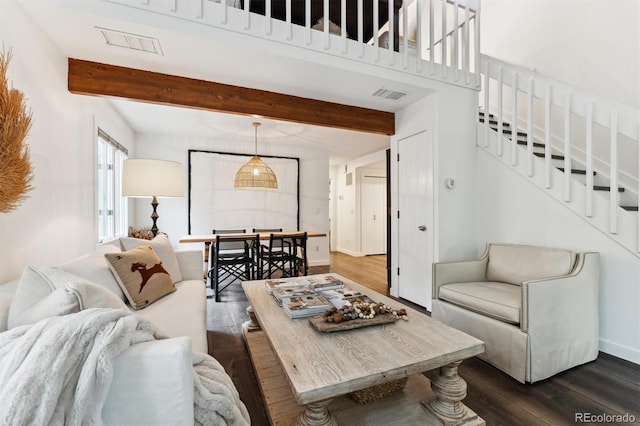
<box><xmin>134</xmin><ymin>133</ymin><xmax>330</xmax><ymax>266</ymax></box>
<box><xmin>0</xmin><ymin>2</ymin><xmax>134</xmax><ymax>283</ymax></box>
<box><xmin>475</xmin><ymin>148</ymin><xmax>640</xmax><ymax>363</ymax></box>
<box><xmin>394</xmin><ymin>86</ymin><xmax>479</xmax><ymax>263</ymax></box>
<box><xmin>482</xmin><ymin>0</ymin><xmax>640</xmax><ymax>109</ymax></box>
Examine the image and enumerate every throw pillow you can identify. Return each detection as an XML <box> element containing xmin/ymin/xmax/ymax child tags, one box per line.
<box><xmin>64</xmin><ymin>281</ymin><xmax>128</xmax><ymax>311</ymax></box>
<box><xmin>7</xmin><ymin>266</ymin><xmax>128</xmax><ymax>328</ymax></box>
<box><xmin>59</xmin><ymin>243</ymin><xmax>127</xmax><ymax>302</ymax></box>
<box><xmin>8</xmin><ymin>266</ymin><xmax>90</xmax><ymax>328</ymax></box>
<box><xmin>105</xmin><ymin>244</ymin><xmax>176</xmax><ymax>310</ymax></box>
<box><xmin>120</xmin><ymin>234</ymin><xmax>183</xmax><ymax>283</ymax></box>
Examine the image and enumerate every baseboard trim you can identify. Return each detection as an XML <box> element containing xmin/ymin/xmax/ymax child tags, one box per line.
<box><xmin>308</xmin><ymin>259</ymin><xmax>330</xmax><ymax>267</ymax></box>
<box><xmin>335</xmin><ymin>248</ymin><xmax>365</xmax><ymax>257</ymax></box>
<box><xmin>599</xmin><ymin>338</ymin><xmax>640</xmax><ymax>364</ymax></box>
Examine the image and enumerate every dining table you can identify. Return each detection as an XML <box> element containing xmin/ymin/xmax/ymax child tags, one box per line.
<box><xmin>179</xmin><ymin>231</ymin><xmax>326</xmax><ymax>247</ymax></box>
<box><xmin>180</xmin><ymin>232</ymin><xmax>327</xmax><ymax>298</ymax></box>
<box><xmin>179</xmin><ymin>231</ymin><xmax>327</xmax><ymax>265</ymax></box>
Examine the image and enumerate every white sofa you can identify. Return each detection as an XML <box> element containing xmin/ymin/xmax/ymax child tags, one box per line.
<box><xmin>0</xmin><ymin>240</ymin><xmax>208</xmax><ymax>425</ymax></box>
<box><xmin>432</xmin><ymin>243</ymin><xmax>599</xmax><ymax>383</ymax></box>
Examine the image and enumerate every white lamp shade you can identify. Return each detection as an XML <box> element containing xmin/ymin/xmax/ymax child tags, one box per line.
<box><xmin>122</xmin><ymin>159</ymin><xmax>184</xmax><ymax>198</ymax></box>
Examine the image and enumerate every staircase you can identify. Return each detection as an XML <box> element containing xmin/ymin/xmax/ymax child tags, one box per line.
<box><xmin>479</xmin><ymin>111</ymin><xmax>639</xmax><ymax>213</ymax></box>
<box><xmin>478</xmin><ymin>106</ymin><xmax>639</xmax><ymax>258</ymax></box>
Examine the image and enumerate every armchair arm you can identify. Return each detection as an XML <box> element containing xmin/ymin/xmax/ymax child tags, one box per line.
<box><xmin>176</xmin><ymin>250</ymin><xmax>204</xmax><ymax>282</ymax></box>
<box><xmin>521</xmin><ymin>252</ymin><xmax>600</xmax><ymax>381</ymax></box>
<box><xmin>521</xmin><ymin>252</ymin><xmax>599</xmax><ymax>333</ymax></box>
<box><xmin>103</xmin><ymin>337</ymin><xmax>195</xmax><ymax>426</ymax></box>
<box><xmin>432</xmin><ymin>252</ymin><xmax>489</xmax><ymax>299</ymax></box>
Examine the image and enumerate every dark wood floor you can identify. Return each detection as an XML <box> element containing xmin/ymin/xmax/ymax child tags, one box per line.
<box><xmin>207</xmin><ymin>252</ymin><xmax>640</xmax><ymax>426</ymax></box>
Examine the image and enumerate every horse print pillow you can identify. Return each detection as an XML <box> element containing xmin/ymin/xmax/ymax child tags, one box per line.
<box><xmin>105</xmin><ymin>244</ymin><xmax>176</xmax><ymax>310</ymax></box>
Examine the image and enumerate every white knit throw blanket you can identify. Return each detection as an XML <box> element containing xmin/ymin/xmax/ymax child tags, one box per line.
<box><xmin>0</xmin><ymin>308</ymin><xmax>250</xmax><ymax>426</ymax></box>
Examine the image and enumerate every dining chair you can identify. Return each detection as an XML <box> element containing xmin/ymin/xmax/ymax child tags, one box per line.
<box><xmin>289</xmin><ymin>232</ymin><xmax>308</xmax><ymax>276</ymax></box>
<box><xmin>208</xmin><ymin>229</ymin><xmax>257</xmax><ymax>301</ymax></box>
<box><xmin>260</xmin><ymin>231</ymin><xmax>308</xmax><ymax>279</ymax></box>
<box><xmin>253</xmin><ymin>228</ymin><xmax>286</xmax><ymax>279</ymax></box>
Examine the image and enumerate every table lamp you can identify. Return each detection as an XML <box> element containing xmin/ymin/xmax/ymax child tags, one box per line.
<box><xmin>122</xmin><ymin>159</ymin><xmax>184</xmax><ymax>236</ymax></box>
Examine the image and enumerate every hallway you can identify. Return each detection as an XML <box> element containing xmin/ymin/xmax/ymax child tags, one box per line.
<box><xmin>320</xmin><ymin>252</ymin><xmax>387</xmax><ymax>295</ymax></box>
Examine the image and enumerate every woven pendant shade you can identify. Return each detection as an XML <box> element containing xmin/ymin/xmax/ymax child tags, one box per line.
<box><xmin>234</xmin><ymin>122</ymin><xmax>278</xmax><ymax>190</ymax></box>
<box><xmin>234</xmin><ymin>156</ymin><xmax>278</xmax><ymax>189</ymax></box>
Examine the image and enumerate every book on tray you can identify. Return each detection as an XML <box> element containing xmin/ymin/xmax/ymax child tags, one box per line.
<box><xmin>265</xmin><ymin>274</ymin><xmax>344</xmax><ymax>294</ymax></box>
<box><xmin>283</xmin><ymin>294</ymin><xmax>332</xmax><ymax>319</ymax></box>
<box><xmin>303</xmin><ymin>275</ymin><xmax>344</xmax><ymax>291</ymax></box>
<box><xmin>317</xmin><ymin>288</ymin><xmax>374</xmax><ymax>309</ymax></box>
<box><xmin>264</xmin><ymin>279</ymin><xmax>305</xmax><ymax>294</ymax></box>
<box><xmin>271</xmin><ymin>284</ymin><xmax>315</xmax><ymax>306</ymax></box>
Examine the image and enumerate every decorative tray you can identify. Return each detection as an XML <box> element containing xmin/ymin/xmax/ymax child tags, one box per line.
<box><xmin>308</xmin><ymin>313</ymin><xmax>398</xmax><ymax>333</ymax></box>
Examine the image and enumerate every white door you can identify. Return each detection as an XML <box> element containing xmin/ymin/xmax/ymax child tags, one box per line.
<box><xmin>397</xmin><ymin>130</ymin><xmax>433</xmax><ymax>309</ymax></box>
<box><xmin>361</xmin><ymin>175</ymin><xmax>386</xmax><ymax>255</ymax></box>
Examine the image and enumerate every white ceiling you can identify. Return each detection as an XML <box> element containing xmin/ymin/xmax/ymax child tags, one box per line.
<box><xmin>17</xmin><ymin>0</ymin><xmax>438</xmax><ymax>164</ymax></box>
<box><xmin>111</xmin><ymin>99</ymin><xmax>391</xmax><ymax>164</ymax></box>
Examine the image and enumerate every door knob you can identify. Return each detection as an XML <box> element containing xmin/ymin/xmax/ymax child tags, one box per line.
<box><xmin>418</xmin><ymin>225</ymin><xmax>427</xmax><ymax>231</ymax></box>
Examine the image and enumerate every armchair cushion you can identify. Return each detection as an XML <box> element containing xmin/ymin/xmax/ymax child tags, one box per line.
<box><xmin>439</xmin><ymin>281</ymin><xmax>521</xmax><ymax>325</ymax></box>
<box><xmin>486</xmin><ymin>244</ymin><xmax>576</xmax><ymax>285</ymax></box>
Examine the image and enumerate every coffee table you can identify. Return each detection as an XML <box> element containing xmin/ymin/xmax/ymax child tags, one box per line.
<box><xmin>242</xmin><ymin>274</ymin><xmax>485</xmax><ymax>425</ymax></box>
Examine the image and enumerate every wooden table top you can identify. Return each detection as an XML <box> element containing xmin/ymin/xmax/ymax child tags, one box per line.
<box><xmin>242</xmin><ymin>273</ymin><xmax>485</xmax><ymax>406</ymax></box>
<box><xmin>180</xmin><ymin>231</ymin><xmax>326</xmax><ymax>244</ymax></box>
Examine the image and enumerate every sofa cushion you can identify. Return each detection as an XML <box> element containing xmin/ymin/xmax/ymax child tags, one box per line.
<box><xmin>439</xmin><ymin>281</ymin><xmax>521</xmax><ymax>324</ymax></box>
<box><xmin>105</xmin><ymin>244</ymin><xmax>176</xmax><ymax>310</ymax></box>
<box><xmin>59</xmin><ymin>244</ymin><xmax>126</xmax><ymax>302</ymax></box>
<box><xmin>487</xmin><ymin>244</ymin><xmax>576</xmax><ymax>286</ymax></box>
<box><xmin>7</xmin><ymin>266</ymin><xmax>127</xmax><ymax>328</ymax></box>
<box><xmin>133</xmin><ymin>279</ymin><xmax>208</xmax><ymax>353</ymax></box>
<box><xmin>120</xmin><ymin>234</ymin><xmax>183</xmax><ymax>284</ymax></box>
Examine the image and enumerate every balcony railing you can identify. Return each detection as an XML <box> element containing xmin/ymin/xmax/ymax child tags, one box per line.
<box><xmin>105</xmin><ymin>0</ymin><xmax>481</xmax><ymax>89</ymax></box>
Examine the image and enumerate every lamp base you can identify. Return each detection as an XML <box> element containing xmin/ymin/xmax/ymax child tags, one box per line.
<box><xmin>150</xmin><ymin>195</ymin><xmax>159</xmax><ymax>237</ymax></box>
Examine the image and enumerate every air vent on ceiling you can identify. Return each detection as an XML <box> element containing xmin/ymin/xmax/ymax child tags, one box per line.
<box><xmin>96</xmin><ymin>27</ymin><xmax>163</xmax><ymax>55</ymax></box>
<box><xmin>371</xmin><ymin>88</ymin><xmax>407</xmax><ymax>101</ymax></box>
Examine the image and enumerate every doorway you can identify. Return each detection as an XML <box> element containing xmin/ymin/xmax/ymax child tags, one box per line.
<box><xmin>361</xmin><ymin>174</ymin><xmax>387</xmax><ymax>255</ymax></box>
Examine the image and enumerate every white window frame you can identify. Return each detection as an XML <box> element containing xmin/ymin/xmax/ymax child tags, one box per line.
<box><xmin>97</xmin><ymin>129</ymin><xmax>128</xmax><ymax>243</ymax></box>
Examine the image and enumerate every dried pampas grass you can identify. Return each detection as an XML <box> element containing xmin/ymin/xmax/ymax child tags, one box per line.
<box><xmin>0</xmin><ymin>49</ymin><xmax>33</xmax><ymax>213</ymax></box>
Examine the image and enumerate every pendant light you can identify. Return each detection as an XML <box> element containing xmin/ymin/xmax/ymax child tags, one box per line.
<box><xmin>234</xmin><ymin>122</ymin><xmax>278</xmax><ymax>190</ymax></box>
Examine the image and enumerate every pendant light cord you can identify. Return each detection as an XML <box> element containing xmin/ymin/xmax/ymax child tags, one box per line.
<box><xmin>253</xmin><ymin>122</ymin><xmax>260</xmax><ymax>156</ymax></box>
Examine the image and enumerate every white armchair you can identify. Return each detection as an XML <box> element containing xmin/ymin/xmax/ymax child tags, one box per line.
<box><xmin>432</xmin><ymin>243</ymin><xmax>599</xmax><ymax>383</ymax></box>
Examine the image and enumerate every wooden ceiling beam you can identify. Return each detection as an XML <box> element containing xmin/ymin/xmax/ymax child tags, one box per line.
<box><xmin>68</xmin><ymin>59</ymin><xmax>395</xmax><ymax>136</ymax></box>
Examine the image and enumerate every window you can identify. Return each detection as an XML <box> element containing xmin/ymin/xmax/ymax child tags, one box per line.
<box><xmin>97</xmin><ymin>129</ymin><xmax>128</xmax><ymax>242</ymax></box>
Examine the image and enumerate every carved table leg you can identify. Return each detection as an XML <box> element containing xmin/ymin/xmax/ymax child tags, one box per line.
<box><xmin>425</xmin><ymin>360</ymin><xmax>469</xmax><ymax>425</ymax></box>
<box><xmin>295</xmin><ymin>399</ymin><xmax>337</xmax><ymax>426</ymax></box>
<box><xmin>242</xmin><ymin>305</ymin><xmax>261</xmax><ymax>333</ymax></box>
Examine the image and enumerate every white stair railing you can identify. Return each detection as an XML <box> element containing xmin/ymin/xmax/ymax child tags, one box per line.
<box><xmin>479</xmin><ymin>54</ymin><xmax>640</xmax><ymax>255</ymax></box>
<box><xmin>104</xmin><ymin>0</ymin><xmax>480</xmax><ymax>89</ymax></box>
